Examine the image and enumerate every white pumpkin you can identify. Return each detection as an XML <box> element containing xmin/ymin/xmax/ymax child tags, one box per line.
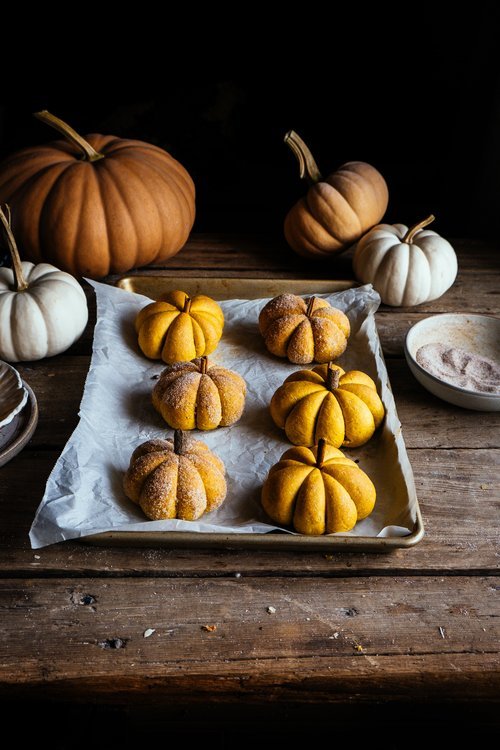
<box><xmin>0</xmin><ymin>206</ymin><xmax>88</xmax><ymax>362</ymax></box>
<box><xmin>353</xmin><ymin>215</ymin><xmax>458</xmax><ymax>307</ymax></box>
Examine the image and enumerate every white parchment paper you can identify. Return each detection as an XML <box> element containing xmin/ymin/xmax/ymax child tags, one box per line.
<box><xmin>29</xmin><ymin>280</ymin><xmax>418</xmax><ymax>548</ymax></box>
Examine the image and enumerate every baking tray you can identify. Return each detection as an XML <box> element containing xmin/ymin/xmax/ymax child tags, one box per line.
<box><xmin>115</xmin><ymin>274</ymin><xmax>358</xmax><ymax>301</ymax></box>
<box><xmin>85</xmin><ymin>274</ymin><xmax>424</xmax><ymax>552</ymax></box>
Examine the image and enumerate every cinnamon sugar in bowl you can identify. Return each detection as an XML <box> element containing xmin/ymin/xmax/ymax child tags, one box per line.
<box><xmin>404</xmin><ymin>314</ymin><xmax>500</xmax><ymax>411</ymax></box>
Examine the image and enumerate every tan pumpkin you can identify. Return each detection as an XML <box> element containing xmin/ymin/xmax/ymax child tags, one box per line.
<box><xmin>259</xmin><ymin>293</ymin><xmax>350</xmax><ymax>364</ymax></box>
<box><xmin>152</xmin><ymin>356</ymin><xmax>246</xmax><ymax>430</ymax></box>
<box><xmin>270</xmin><ymin>362</ymin><xmax>385</xmax><ymax>448</ymax></box>
<box><xmin>0</xmin><ymin>111</ymin><xmax>195</xmax><ymax>279</ymax></box>
<box><xmin>261</xmin><ymin>439</ymin><xmax>376</xmax><ymax>535</ymax></box>
<box><xmin>283</xmin><ymin>130</ymin><xmax>388</xmax><ymax>258</ymax></box>
<box><xmin>123</xmin><ymin>431</ymin><xmax>227</xmax><ymax>521</ymax></box>
<box><xmin>135</xmin><ymin>290</ymin><xmax>224</xmax><ymax>364</ymax></box>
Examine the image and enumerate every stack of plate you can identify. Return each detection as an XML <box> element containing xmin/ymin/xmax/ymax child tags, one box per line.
<box><xmin>0</xmin><ymin>360</ymin><xmax>38</xmax><ymax>467</ymax></box>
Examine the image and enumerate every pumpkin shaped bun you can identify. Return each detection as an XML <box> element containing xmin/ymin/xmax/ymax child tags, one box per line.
<box><xmin>284</xmin><ymin>130</ymin><xmax>388</xmax><ymax>259</ymax></box>
<box><xmin>259</xmin><ymin>293</ymin><xmax>350</xmax><ymax>364</ymax></box>
<box><xmin>262</xmin><ymin>439</ymin><xmax>376</xmax><ymax>535</ymax></box>
<box><xmin>0</xmin><ymin>111</ymin><xmax>195</xmax><ymax>279</ymax></box>
<box><xmin>123</xmin><ymin>431</ymin><xmax>227</xmax><ymax>521</ymax></box>
<box><xmin>136</xmin><ymin>290</ymin><xmax>224</xmax><ymax>364</ymax></box>
<box><xmin>153</xmin><ymin>356</ymin><xmax>246</xmax><ymax>430</ymax></box>
<box><xmin>270</xmin><ymin>363</ymin><xmax>385</xmax><ymax>448</ymax></box>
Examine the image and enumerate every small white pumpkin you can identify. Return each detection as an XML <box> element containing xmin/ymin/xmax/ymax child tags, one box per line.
<box><xmin>0</xmin><ymin>206</ymin><xmax>88</xmax><ymax>362</ymax></box>
<box><xmin>353</xmin><ymin>215</ymin><xmax>458</xmax><ymax>307</ymax></box>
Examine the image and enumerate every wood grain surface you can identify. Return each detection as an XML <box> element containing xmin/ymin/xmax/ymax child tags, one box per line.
<box><xmin>1</xmin><ymin>235</ymin><xmax>499</xmax><ymax>724</ymax></box>
<box><xmin>1</xmin><ymin>576</ymin><xmax>498</xmax><ymax>702</ymax></box>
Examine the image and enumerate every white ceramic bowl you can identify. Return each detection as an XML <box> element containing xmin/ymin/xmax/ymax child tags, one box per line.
<box><xmin>404</xmin><ymin>313</ymin><xmax>500</xmax><ymax>411</ymax></box>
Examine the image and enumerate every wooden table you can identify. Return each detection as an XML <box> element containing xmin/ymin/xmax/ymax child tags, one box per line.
<box><xmin>1</xmin><ymin>235</ymin><xmax>499</xmax><ymax>738</ymax></box>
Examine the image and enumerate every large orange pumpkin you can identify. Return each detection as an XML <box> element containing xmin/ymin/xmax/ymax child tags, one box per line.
<box><xmin>284</xmin><ymin>130</ymin><xmax>388</xmax><ymax>259</ymax></box>
<box><xmin>0</xmin><ymin>111</ymin><xmax>195</xmax><ymax>279</ymax></box>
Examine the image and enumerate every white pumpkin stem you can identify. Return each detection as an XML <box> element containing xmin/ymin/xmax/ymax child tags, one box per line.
<box><xmin>0</xmin><ymin>205</ymin><xmax>28</xmax><ymax>292</ymax></box>
<box><xmin>316</xmin><ymin>438</ymin><xmax>327</xmax><ymax>467</ymax></box>
<box><xmin>200</xmin><ymin>356</ymin><xmax>208</xmax><ymax>374</ymax></box>
<box><xmin>284</xmin><ymin>130</ymin><xmax>322</xmax><ymax>185</ymax></box>
<box><xmin>402</xmin><ymin>214</ymin><xmax>436</xmax><ymax>244</ymax></box>
<box><xmin>34</xmin><ymin>110</ymin><xmax>105</xmax><ymax>163</ymax></box>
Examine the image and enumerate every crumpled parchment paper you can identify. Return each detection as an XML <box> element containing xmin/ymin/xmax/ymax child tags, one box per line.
<box><xmin>29</xmin><ymin>280</ymin><xmax>418</xmax><ymax>548</ymax></box>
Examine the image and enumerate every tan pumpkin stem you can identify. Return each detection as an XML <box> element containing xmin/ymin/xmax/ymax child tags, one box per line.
<box><xmin>326</xmin><ymin>363</ymin><xmax>341</xmax><ymax>391</ymax></box>
<box><xmin>0</xmin><ymin>204</ymin><xmax>28</xmax><ymax>292</ymax></box>
<box><xmin>316</xmin><ymin>438</ymin><xmax>327</xmax><ymax>467</ymax></box>
<box><xmin>306</xmin><ymin>296</ymin><xmax>316</xmax><ymax>317</ymax></box>
<box><xmin>173</xmin><ymin>429</ymin><xmax>186</xmax><ymax>455</ymax></box>
<box><xmin>284</xmin><ymin>130</ymin><xmax>322</xmax><ymax>185</ymax></box>
<box><xmin>402</xmin><ymin>214</ymin><xmax>435</xmax><ymax>244</ymax></box>
<box><xmin>183</xmin><ymin>297</ymin><xmax>192</xmax><ymax>314</ymax></box>
<box><xmin>200</xmin><ymin>356</ymin><xmax>208</xmax><ymax>374</ymax></box>
<box><xmin>34</xmin><ymin>110</ymin><xmax>105</xmax><ymax>163</ymax></box>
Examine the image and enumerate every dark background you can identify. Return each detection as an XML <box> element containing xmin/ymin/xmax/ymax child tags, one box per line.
<box><xmin>1</xmin><ymin>11</ymin><xmax>499</xmax><ymax>242</ymax></box>
<box><xmin>1</xmin><ymin>11</ymin><xmax>500</xmax><ymax>742</ymax></box>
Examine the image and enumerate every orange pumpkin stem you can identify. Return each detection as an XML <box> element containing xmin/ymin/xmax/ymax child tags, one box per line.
<box><xmin>183</xmin><ymin>297</ymin><xmax>192</xmax><ymax>314</ymax></box>
<box><xmin>402</xmin><ymin>214</ymin><xmax>435</xmax><ymax>244</ymax></box>
<box><xmin>306</xmin><ymin>296</ymin><xmax>316</xmax><ymax>317</ymax></box>
<box><xmin>173</xmin><ymin>429</ymin><xmax>186</xmax><ymax>455</ymax></box>
<box><xmin>0</xmin><ymin>205</ymin><xmax>28</xmax><ymax>292</ymax></box>
<box><xmin>284</xmin><ymin>130</ymin><xmax>322</xmax><ymax>186</ymax></box>
<box><xmin>200</xmin><ymin>356</ymin><xmax>208</xmax><ymax>374</ymax></box>
<box><xmin>34</xmin><ymin>110</ymin><xmax>105</xmax><ymax>163</ymax></box>
<box><xmin>326</xmin><ymin>363</ymin><xmax>341</xmax><ymax>391</ymax></box>
<box><xmin>316</xmin><ymin>438</ymin><xmax>327</xmax><ymax>467</ymax></box>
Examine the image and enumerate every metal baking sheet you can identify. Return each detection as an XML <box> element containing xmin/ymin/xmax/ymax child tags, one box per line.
<box><xmin>115</xmin><ymin>274</ymin><xmax>358</xmax><ymax>301</ymax></box>
<box><xmin>84</xmin><ymin>275</ymin><xmax>424</xmax><ymax>552</ymax></box>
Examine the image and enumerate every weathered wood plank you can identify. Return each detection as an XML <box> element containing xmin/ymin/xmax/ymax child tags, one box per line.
<box><xmin>375</xmin><ymin>273</ymin><xmax>499</xmax><ymax>316</ymax></box>
<box><xmin>377</xmin><ymin>312</ymin><xmax>428</xmax><ymax>357</ymax></box>
<box><xmin>111</xmin><ymin>233</ymin><xmax>356</xmax><ymax>278</ymax></box>
<box><xmin>386</xmin><ymin>360</ymin><xmax>500</xmax><ymax>447</ymax></box>
<box><xmin>0</xmin><ymin>576</ymin><xmax>498</xmax><ymax>701</ymax></box>
<box><xmin>0</xmin><ymin>448</ymin><xmax>497</xmax><ymax>575</ymax></box>
<box><xmin>16</xmin><ymin>357</ymin><xmax>89</xmax><ymax>448</ymax></box>
<box><xmin>107</xmin><ymin>235</ymin><xmax>497</xmax><ymax>275</ymax></box>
